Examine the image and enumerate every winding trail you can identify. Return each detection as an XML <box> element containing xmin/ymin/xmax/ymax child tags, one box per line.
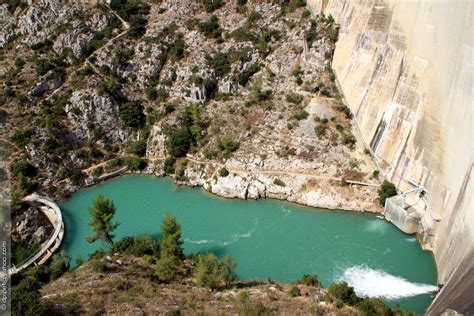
<box><xmin>46</xmin><ymin>5</ymin><xmax>130</xmax><ymax>101</ymax></box>
<box><xmin>72</xmin><ymin>155</ymin><xmax>379</xmax><ymax>188</ymax></box>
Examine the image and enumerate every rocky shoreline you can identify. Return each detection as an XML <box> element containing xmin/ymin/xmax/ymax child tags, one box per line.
<box><xmin>75</xmin><ymin>156</ymin><xmax>381</xmax><ymax>214</ymax></box>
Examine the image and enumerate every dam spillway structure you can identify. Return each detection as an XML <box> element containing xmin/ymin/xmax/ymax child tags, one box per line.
<box><xmin>308</xmin><ymin>0</ymin><xmax>473</xmax><ymax>314</ymax></box>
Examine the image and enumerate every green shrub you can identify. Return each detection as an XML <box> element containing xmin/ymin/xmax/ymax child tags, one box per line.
<box><xmin>11</xmin><ymin>160</ymin><xmax>36</xmax><ymax>178</ymax></box>
<box><xmin>169</xmin><ymin>36</ymin><xmax>185</xmax><ymax>61</ymax></box>
<box><xmin>219</xmin><ymin>167</ymin><xmax>229</xmax><ymax>177</ymax></box>
<box><xmin>12</xmin><ymin>129</ymin><xmax>34</xmax><ymax>148</ymax></box>
<box><xmin>163</xmin><ymin>157</ymin><xmax>175</xmax><ymax>174</ymax></box>
<box><xmin>229</xmin><ymin>27</ymin><xmax>257</xmax><ymax>42</ymax></box>
<box><xmin>337</xmin><ymin>105</ymin><xmax>352</xmax><ymax>118</ymax></box>
<box><xmin>373</xmin><ymin>170</ymin><xmax>380</xmax><ymax>179</ymax></box>
<box><xmin>301</xmin><ymin>9</ymin><xmax>311</xmax><ymax>19</ymax></box>
<box><xmin>198</xmin><ymin>15</ymin><xmax>221</xmax><ymax>39</ymax></box>
<box><xmin>113</xmin><ymin>47</ymin><xmax>134</xmax><ymax>65</ymax></box>
<box><xmin>217</xmin><ymin>136</ymin><xmax>240</xmax><ymax>158</ymax></box>
<box><xmin>35</xmin><ymin>58</ymin><xmax>53</xmax><ymax>76</ymax></box>
<box><xmin>207</xmin><ymin>52</ymin><xmax>231</xmax><ymax>77</ymax></box>
<box><xmin>92</xmin><ymin>166</ymin><xmax>103</xmax><ymax>178</ymax></box>
<box><xmin>120</xmin><ymin>101</ymin><xmax>145</xmax><ymax>128</ymax></box>
<box><xmin>293</xmin><ymin>110</ymin><xmax>309</xmax><ymax>121</ymax></box>
<box><xmin>50</xmin><ymin>250</ymin><xmax>70</xmax><ymax>280</ymax></box>
<box><xmin>77</xmin><ymin>65</ymin><xmax>95</xmax><ymax>77</ymax></box>
<box><xmin>378</xmin><ymin>180</ymin><xmax>397</xmax><ymax>206</ymax></box>
<box><xmin>166</xmin><ymin>127</ymin><xmax>193</xmax><ymax>158</ymax></box>
<box><xmin>203</xmin><ymin>0</ymin><xmax>224</xmax><ymax>12</ymax></box>
<box><xmin>112</xmin><ymin>235</ymin><xmax>159</xmax><ymax>257</ymax></box>
<box><xmin>295</xmin><ymin>274</ymin><xmax>320</xmax><ymax>286</ymax></box>
<box><xmin>125</xmin><ymin>157</ymin><xmax>148</xmax><ymax>170</ymax></box>
<box><xmin>235</xmin><ymin>290</ymin><xmax>270</xmax><ymax>315</ymax></box>
<box><xmin>343</xmin><ymin>133</ymin><xmax>356</xmax><ymax>146</ymax></box>
<box><xmin>328</xmin><ymin>282</ymin><xmax>359</xmax><ymax>306</ymax></box>
<box><xmin>129</xmin><ymin>139</ymin><xmax>147</xmax><ymax>156</ymax></box>
<box><xmin>245</xmin><ymin>10</ymin><xmax>261</xmax><ymax>27</ymax></box>
<box><xmin>286</xmin><ymin>92</ymin><xmax>303</xmax><ymax>105</ymax></box>
<box><xmin>30</xmin><ymin>38</ymin><xmax>52</xmax><ymax>50</ymax></box>
<box><xmin>195</xmin><ymin>253</ymin><xmax>225</xmax><ymax>289</ymax></box>
<box><xmin>14</xmin><ymin>58</ymin><xmax>25</xmax><ymax>69</ymax></box>
<box><xmin>273</xmin><ymin>178</ymin><xmax>285</xmax><ymax>187</ymax></box>
<box><xmin>288</xmin><ymin>286</ymin><xmax>301</xmax><ymax>297</ymax></box>
<box><xmin>357</xmin><ymin>297</ymin><xmax>390</xmax><ymax>315</ymax></box>
<box><xmin>11</xmin><ymin>277</ymin><xmax>45</xmax><ymax>316</ymax></box>
<box><xmin>90</xmin><ymin>259</ymin><xmax>108</xmax><ymax>273</ymax></box>
<box><xmin>314</xmin><ymin>124</ymin><xmax>327</xmax><ymax>137</ymax></box>
<box><xmin>237</xmin><ymin>63</ymin><xmax>260</xmax><ymax>86</ymax></box>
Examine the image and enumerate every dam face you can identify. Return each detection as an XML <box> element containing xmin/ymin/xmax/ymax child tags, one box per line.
<box><xmin>308</xmin><ymin>0</ymin><xmax>473</xmax><ymax>313</ymax></box>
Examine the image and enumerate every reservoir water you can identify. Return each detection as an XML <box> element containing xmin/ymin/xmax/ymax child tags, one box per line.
<box><xmin>59</xmin><ymin>175</ymin><xmax>437</xmax><ymax>313</ymax></box>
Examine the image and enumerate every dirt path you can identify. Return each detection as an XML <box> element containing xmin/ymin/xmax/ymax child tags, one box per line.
<box><xmin>46</xmin><ymin>6</ymin><xmax>129</xmax><ymax>101</ymax></box>
<box><xmin>74</xmin><ymin>155</ymin><xmax>379</xmax><ymax>188</ymax></box>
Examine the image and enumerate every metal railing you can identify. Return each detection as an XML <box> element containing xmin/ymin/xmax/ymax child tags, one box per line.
<box><xmin>9</xmin><ymin>193</ymin><xmax>64</xmax><ymax>274</ymax></box>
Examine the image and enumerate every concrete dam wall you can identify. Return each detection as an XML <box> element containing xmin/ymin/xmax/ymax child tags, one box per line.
<box><xmin>308</xmin><ymin>0</ymin><xmax>473</xmax><ymax>313</ymax></box>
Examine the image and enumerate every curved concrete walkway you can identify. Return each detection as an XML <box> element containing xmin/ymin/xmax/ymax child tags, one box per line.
<box><xmin>9</xmin><ymin>193</ymin><xmax>64</xmax><ymax>274</ymax></box>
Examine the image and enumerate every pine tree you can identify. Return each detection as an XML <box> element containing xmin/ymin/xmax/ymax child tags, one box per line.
<box><xmin>86</xmin><ymin>195</ymin><xmax>119</xmax><ymax>246</ymax></box>
<box><xmin>155</xmin><ymin>213</ymin><xmax>184</xmax><ymax>282</ymax></box>
<box><xmin>160</xmin><ymin>212</ymin><xmax>183</xmax><ymax>259</ymax></box>
<box><xmin>222</xmin><ymin>255</ymin><xmax>237</xmax><ymax>285</ymax></box>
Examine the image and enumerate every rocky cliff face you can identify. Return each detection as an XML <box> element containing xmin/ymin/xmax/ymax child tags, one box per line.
<box><xmin>307</xmin><ymin>0</ymin><xmax>473</xmax><ymax>313</ymax></box>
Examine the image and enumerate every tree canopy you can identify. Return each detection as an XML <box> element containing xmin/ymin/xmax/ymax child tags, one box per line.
<box><xmin>86</xmin><ymin>195</ymin><xmax>119</xmax><ymax>246</ymax></box>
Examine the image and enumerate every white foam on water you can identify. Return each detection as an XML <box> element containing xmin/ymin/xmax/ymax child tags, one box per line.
<box><xmin>406</xmin><ymin>237</ymin><xmax>417</xmax><ymax>243</ymax></box>
<box><xmin>338</xmin><ymin>265</ymin><xmax>438</xmax><ymax>299</ymax></box>
<box><xmin>184</xmin><ymin>239</ymin><xmax>215</xmax><ymax>245</ymax></box>
<box><xmin>221</xmin><ymin>219</ymin><xmax>259</xmax><ymax>246</ymax></box>
<box><xmin>281</xmin><ymin>206</ymin><xmax>292</xmax><ymax>213</ymax></box>
<box><xmin>364</xmin><ymin>220</ymin><xmax>388</xmax><ymax>233</ymax></box>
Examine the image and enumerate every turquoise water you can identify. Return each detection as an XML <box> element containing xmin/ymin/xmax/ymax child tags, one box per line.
<box><xmin>60</xmin><ymin>175</ymin><xmax>437</xmax><ymax>313</ymax></box>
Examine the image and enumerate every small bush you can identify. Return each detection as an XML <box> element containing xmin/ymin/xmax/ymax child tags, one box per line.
<box><xmin>314</xmin><ymin>124</ymin><xmax>327</xmax><ymax>137</ymax></box>
<box><xmin>301</xmin><ymin>9</ymin><xmax>311</xmax><ymax>19</ymax></box>
<box><xmin>203</xmin><ymin>0</ymin><xmax>224</xmax><ymax>12</ymax></box>
<box><xmin>12</xmin><ymin>129</ymin><xmax>34</xmax><ymax>148</ymax></box>
<box><xmin>125</xmin><ymin>157</ymin><xmax>148</xmax><ymax>171</ymax></box>
<box><xmin>11</xmin><ymin>160</ymin><xmax>36</xmax><ymax>178</ymax></box>
<box><xmin>343</xmin><ymin>133</ymin><xmax>356</xmax><ymax>146</ymax></box>
<box><xmin>163</xmin><ymin>157</ymin><xmax>175</xmax><ymax>174</ymax></box>
<box><xmin>92</xmin><ymin>166</ymin><xmax>103</xmax><ymax>178</ymax></box>
<box><xmin>217</xmin><ymin>136</ymin><xmax>240</xmax><ymax>158</ymax></box>
<box><xmin>35</xmin><ymin>58</ymin><xmax>53</xmax><ymax>76</ymax></box>
<box><xmin>194</xmin><ymin>253</ymin><xmax>224</xmax><ymax>289</ymax></box>
<box><xmin>237</xmin><ymin>63</ymin><xmax>260</xmax><ymax>86</ymax></box>
<box><xmin>273</xmin><ymin>178</ymin><xmax>285</xmax><ymax>187</ymax></box>
<box><xmin>198</xmin><ymin>15</ymin><xmax>221</xmax><ymax>39</ymax></box>
<box><xmin>169</xmin><ymin>36</ymin><xmax>185</xmax><ymax>61</ymax></box>
<box><xmin>288</xmin><ymin>286</ymin><xmax>301</xmax><ymax>297</ymax></box>
<box><xmin>219</xmin><ymin>167</ymin><xmax>229</xmax><ymax>177</ymax></box>
<box><xmin>120</xmin><ymin>101</ymin><xmax>145</xmax><ymax>128</ymax></box>
<box><xmin>328</xmin><ymin>282</ymin><xmax>359</xmax><ymax>306</ymax></box>
<box><xmin>293</xmin><ymin>110</ymin><xmax>309</xmax><ymax>121</ymax></box>
<box><xmin>112</xmin><ymin>235</ymin><xmax>159</xmax><ymax>257</ymax></box>
<box><xmin>286</xmin><ymin>93</ymin><xmax>303</xmax><ymax>105</ymax></box>
<box><xmin>295</xmin><ymin>274</ymin><xmax>320</xmax><ymax>286</ymax></box>
<box><xmin>129</xmin><ymin>139</ymin><xmax>147</xmax><ymax>156</ymax></box>
<box><xmin>15</xmin><ymin>58</ymin><xmax>25</xmax><ymax>69</ymax></box>
<box><xmin>378</xmin><ymin>180</ymin><xmax>397</xmax><ymax>206</ymax></box>
<box><xmin>207</xmin><ymin>52</ymin><xmax>231</xmax><ymax>77</ymax></box>
<box><xmin>90</xmin><ymin>259</ymin><xmax>107</xmax><ymax>273</ymax></box>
